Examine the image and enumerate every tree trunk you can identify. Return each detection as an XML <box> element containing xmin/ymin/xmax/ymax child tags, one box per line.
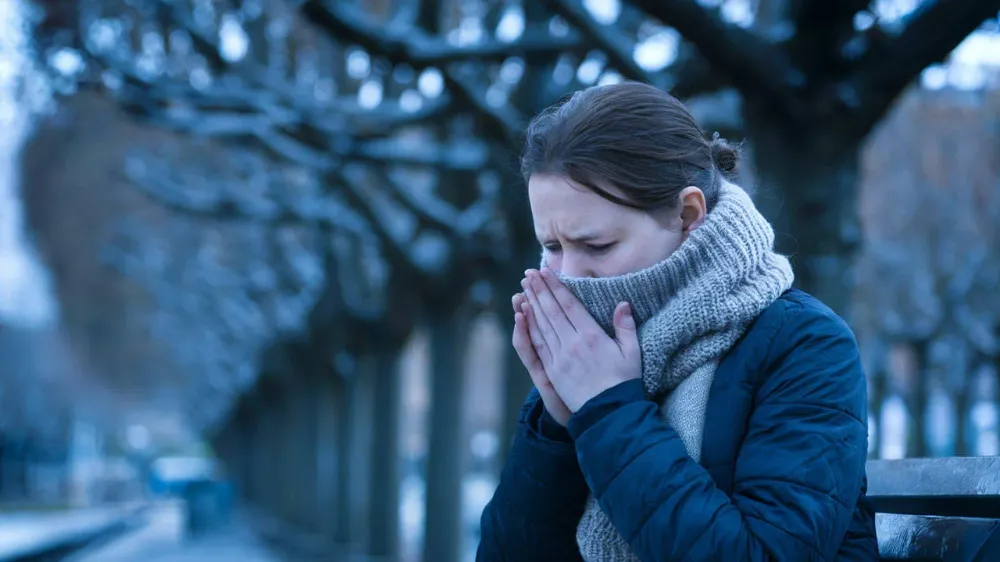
<box><xmin>291</xmin><ymin>374</ymin><xmax>321</xmax><ymax>531</ymax></box>
<box><xmin>348</xmin><ymin>356</ymin><xmax>377</xmax><ymax>550</ymax></box>
<box><xmin>314</xmin><ymin>371</ymin><xmax>342</xmax><ymax>541</ymax></box>
<box><xmin>265</xmin><ymin>384</ymin><xmax>292</xmax><ymax>521</ymax></box>
<box><xmin>743</xmin><ymin>118</ymin><xmax>862</xmax><ymax>319</ymax></box>
<box><xmin>333</xmin><ymin>372</ymin><xmax>352</xmax><ymax>545</ymax></box>
<box><xmin>422</xmin><ymin>308</ymin><xmax>472</xmax><ymax>562</ymax></box>
<box><xmin>869</xmin><ymin>363</ymin><xmax>888</xmax><ymax>459</ymax></box>
<box><xmin>906</xmin><ymin>340</ymin><xmax>930</xmax><ymax>458</ymax></box>
<box><xmin>952</xmin><ymin>352</ymin><xmax>980</xmax><ymax>457</ymax></box>
<box><xmin>253</xmin><ymin>385</ymin><xmax>280</xmax><ymax>513</ymax></box>
<box><xmin>233</xmin><ymin>401</ymin><xmax>255</xmax><ymax>504</ymax></box>
<box><xmin>500</xmin><ymin>340</ymin><xmax>533</xmax><ymax>464</ymax></box>
<box><xmin>366</xmin><ymin>343</ymin><xmax>403</xmax><ymax>558</ymax></box>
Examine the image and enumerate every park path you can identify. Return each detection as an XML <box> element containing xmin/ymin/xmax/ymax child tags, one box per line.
<box><xmin>70</xmin><ymin>500</ymin><xmax>278</xmax><ymax>562</ymax></box>
<box><xmin>0</xmin><ymin>505</ymin><xmax>130</xmax><ymax>559</ymax></box>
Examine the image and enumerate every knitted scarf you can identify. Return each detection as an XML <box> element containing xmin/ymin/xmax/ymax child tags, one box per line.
<box><xmin>546</xmin><ymin>182</ymin><xmax>794</xmax><ymax>561</ymax></box>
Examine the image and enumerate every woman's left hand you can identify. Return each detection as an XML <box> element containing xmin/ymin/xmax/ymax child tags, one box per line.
<box><xmin>520</xmin><ymin>268</ymin><xmax>641</xmax><ymax>413</ymax></box>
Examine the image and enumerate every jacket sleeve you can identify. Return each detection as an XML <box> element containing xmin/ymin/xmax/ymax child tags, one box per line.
<box><xmin>567</xmin><ymin>304</ymin><xmax>870</xmax><ymax>561</ymax></box>
<box><xmin>477</xmin><ymin>389</ymin><xmax>589</xmax><ymax>562</ymax></box>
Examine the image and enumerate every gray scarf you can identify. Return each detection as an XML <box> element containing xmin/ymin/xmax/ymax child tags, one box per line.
<box><xmin>547</xmin><ymin>182</ymin><xmax>794</xmax><ymax>561</ymax></box>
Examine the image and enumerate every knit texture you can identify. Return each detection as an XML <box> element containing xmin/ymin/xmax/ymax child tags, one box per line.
<box><xmin>545</xmin><ymin>181</ymin><xmax>794</xmax><ymax>562</ymax></box>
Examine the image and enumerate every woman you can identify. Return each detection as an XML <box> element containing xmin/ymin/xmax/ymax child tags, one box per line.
<box><xmin>477</xmin><ymin>82</ymin><xmax>877</xmax><ymax>561</ymax></box>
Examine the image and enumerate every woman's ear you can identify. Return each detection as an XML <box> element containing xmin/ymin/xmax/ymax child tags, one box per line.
<box><xmin>678</xmin><ymin>186</ymin><xmax>707</xmax><ymax>240</ymax></box>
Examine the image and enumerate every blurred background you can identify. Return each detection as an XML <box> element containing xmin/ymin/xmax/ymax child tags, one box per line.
<box><xmin>0</xmin><ymin>0</ymin><xmax>998</xmax><ymax>560</ymax></box>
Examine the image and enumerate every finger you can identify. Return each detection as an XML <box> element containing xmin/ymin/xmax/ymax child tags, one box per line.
<box><xmin>514</xmin><ymin>312</ymin><xmax>559</xmax><ymax>394</ymax></box>
<box><xmin>522</xmin><ymin>277</ymin><xmax>559</xmax><ymax>348</ymax></box>
<box><xmin>522</xmin><ymin>303</ymin><xmax>554</xmax><ymax>366</ymax></box>
<box><xmin>512</xmin><ymin>312</ymin><xmax>545</xmax><ymax>378</ymax></box>
<box><xmin>511</xmin><ymin>292</ymin><xmax>526</xmax><ymax>314</ymax></box>
<box><xmin>527</xmin><ymin>270</ymin><xmax>577</xmax><ymax>334</ymax></box>
<box><xmin>540</xmin><ymin>268</ymin><xmax>603</xmax><ymax>333</ymax></box>
<box><xmin>613</xmin><ymin>302</ymin><xmax>640</xmax><ymax>357</ymax></box>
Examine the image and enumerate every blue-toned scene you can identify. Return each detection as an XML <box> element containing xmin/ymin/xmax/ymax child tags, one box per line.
<box><xmin>1</xmin><ymin>0</ymin><xmax>999</xmax><ymax>561</ymax></box>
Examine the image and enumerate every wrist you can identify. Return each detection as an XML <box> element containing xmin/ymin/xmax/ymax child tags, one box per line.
<box><xmin>538</xmin><ymin>407</ymin><xmax>573</xmax><ymax>442</ymax></box>
<box><xmin>568</xmin><ymin>378</ymin><xmax>646</xmax><ymax>441</ymax></box>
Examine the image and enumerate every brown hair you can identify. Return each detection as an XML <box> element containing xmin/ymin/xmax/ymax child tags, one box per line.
<box><xmin>521</xmin><ymin>81</ymin><xmax>739</xmax><ymax>211</ymax></box>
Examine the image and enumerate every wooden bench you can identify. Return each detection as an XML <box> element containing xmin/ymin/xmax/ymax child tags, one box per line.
<box><xmin>868</xmin><ymin>457</ymin><xmax>1000</xmax><ymax>561</ymax></box>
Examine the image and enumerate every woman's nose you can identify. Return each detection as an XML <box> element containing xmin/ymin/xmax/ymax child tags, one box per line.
<box><xmin>559</xmin><ymin>254</ymin><xmax>588</xmax><ymax>278</ymax></box>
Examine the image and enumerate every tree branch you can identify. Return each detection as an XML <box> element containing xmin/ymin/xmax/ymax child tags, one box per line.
<box><xmin>324</xmin><ymin>167</ymin><xmax>450</xmax><ymax>279</ymax></box>
<box><xmin>788</xmin><ymin>0</ymin><xmax>872</xmax><ymax>75</ymax></box>
<box><xmin>378</xmin><ymin>167</ymin><xmax>496</xmax><ymax>240</ymax></box>
<box><xmin>444</xmin><ymin>66</ymin><xmax>525</xmax><ymax>144</ymax></box>
<box><xmin>121</xmin><ymin>154</ymin><xmax>371</xmax><ymax>236</ymax></box>
<box><xmin>300</xmin><ymin>0</ymin><xmax>587</xmax><ymax>66</ymax></box>
<box><xmin>631</xmin><ymin>0</ymin><xmax>805</xmax><ymax>103</ymax></box>
<box><xmin>294</xmin><ymin>0</ymin><xmax>530</xmax><ymax>146</ymax></box>
<box><xmin>850</xmin><ymin>0</ymin><xmax>1000</xmax><ymax>137</ymax></box>
<box><xmin>89</xmin><ymin>57</ymin><xmax>490</xmax><ymax>171</ymax></box>
<box><xmin>542</xmin><ymin>0</ymin><xmax>663</xmax><ymax>88</ymax></box>
<box><xmin>685</xmin><ymin>88</ymin><xmax>743</xmax><ymax>137</ymax></box>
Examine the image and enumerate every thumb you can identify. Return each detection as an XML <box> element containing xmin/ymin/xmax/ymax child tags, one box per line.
<box><xmin>613</xmin><ymin>302</ymin><xmax>639</xmax><ymax>353</ymax></box>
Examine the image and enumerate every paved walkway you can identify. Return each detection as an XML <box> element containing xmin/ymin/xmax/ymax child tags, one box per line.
<box><xmin>71</xmin><ymin>501</ymin><xmax>278</xmax><ymax>562</ymax></box>
<box><xmin>0</xmin><ymin>506</ymin><xmax>131</xmax><ymax>560</ymax></box>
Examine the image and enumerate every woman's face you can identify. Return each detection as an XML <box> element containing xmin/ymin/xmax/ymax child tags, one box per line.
<box><xmin>528</xmin><ymin>173</ymin><xmax>706</xmax><ymax>278</ymax></box>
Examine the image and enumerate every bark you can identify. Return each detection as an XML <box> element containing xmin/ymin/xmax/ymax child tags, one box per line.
<box><xmin>290</xmin><ymin>375</ymin><xmax>321</xmax><ymax>530</ymax></box>
<box><xmin>954</xmin><ymin>381</ymin><xmax>971</xmax><ymax>457</ymax></box>
<box><xmin>500</xmin><ymin>341</ymin><xmax>534</xmax><ymax>464</ymax></box>
<box><xmin>253</xmin><ymin>384</ymin><xmax>279</xmax><ymax>512</ymax></box>
<box><xmin>366</xmin><ymin>343</ymin><xmax>403</xmax><ymax>558</ymax></box>
<box><xmin>234</xmin><ymin>402</ymin><xmax>256</xmax><ymax>503</ymax></box>
<box><xmin>314</xmin><ymin>371</ymin><xmax>342</xmax><ymax>540</ymax></box>
<box><xmin>346</xmin><ymin>357</ymin><xmax>377</xmax><ymax>549</ymax></box>
<box><xmin>333</xmin><ymin>373</ymin><xmax>352</xmax><ymax>544</ymax></box>
<box><xmin>906</xmin><ymin>340</ymin><xmax>930</xmax><ymax>458</ymax></box>
<box><xmin>744</xmin><ymin>114</ymin><xmax>862</xmax><ymax>319</ymax></box>
<box><xmin>422</xmin><ymin>307</ymin><xmax>472</xmax><ymax>562</ymax></box>
<box><xmin>869</xmin><ymin>363</ymin><xmax>888</xmax><ymax>459</ymax></box>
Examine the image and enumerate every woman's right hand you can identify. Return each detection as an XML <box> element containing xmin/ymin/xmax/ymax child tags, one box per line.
<box><xmin>512</xmin><ymin>292</ymin><xmax>573</xmax><ymax>426</ymax></box>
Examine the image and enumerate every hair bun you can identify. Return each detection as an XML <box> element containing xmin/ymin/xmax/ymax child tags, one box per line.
<box><xmin>710</xmin><ymin>132</ymin><xmax>740</xmax><ymax>178</ymax></box>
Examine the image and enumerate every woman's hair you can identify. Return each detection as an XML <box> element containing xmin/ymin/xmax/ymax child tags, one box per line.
<box><xmin>521</xmin><ymin>81</ymin><xmax>739</xmax><ymax>211</ymax></box>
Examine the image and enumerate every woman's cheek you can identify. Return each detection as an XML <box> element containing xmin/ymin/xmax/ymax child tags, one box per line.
<box><xmin>544</xmin><ymin>252</ymin><xmax>563</xmax><ymax>273</ymax></box>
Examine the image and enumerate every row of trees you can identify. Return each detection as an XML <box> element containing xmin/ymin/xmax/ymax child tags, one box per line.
<box><xmin>29</xmin><ymin>0</ymin><xmax>998</xmax><ymax>433</ymax></box>
<box><xmin>22</xmin><ymin>1</ymin><xmax>1000</xmax><ymax>561</ymax></box>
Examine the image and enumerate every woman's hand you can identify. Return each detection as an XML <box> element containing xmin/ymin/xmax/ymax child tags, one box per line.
<box><xmin>520</xmin><ymin>268</ymin><xmax>641</xmax><ymax>413</ymax></box>
<box><xmin>512</xmin><ymin>292</ymin><xmax>573</xmax><ymax>426</ymax></box>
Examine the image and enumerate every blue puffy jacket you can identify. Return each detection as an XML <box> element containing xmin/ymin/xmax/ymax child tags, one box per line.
<box><xmin>477</xmin><ymin>289</ymin><xmax>877</xmax><ymax>561</ymax></box>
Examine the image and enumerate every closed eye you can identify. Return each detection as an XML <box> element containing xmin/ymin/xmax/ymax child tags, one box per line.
<box><xmin>586</xmin><ymin>242</ymin><xmax>615</xmax><ymax>254</ymax></box>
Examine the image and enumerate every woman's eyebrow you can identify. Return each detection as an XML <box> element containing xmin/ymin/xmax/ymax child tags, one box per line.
<box><xmin>565</xmin><ymin>232</ymin><xmax>607</xmax><ymax>243</ymax></box>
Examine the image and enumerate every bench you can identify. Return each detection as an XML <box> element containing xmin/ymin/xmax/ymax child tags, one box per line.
<box><xmin>868</xmin><ymin>457</ymin><xmax>1000</xmax><ymax>561</ymax></box>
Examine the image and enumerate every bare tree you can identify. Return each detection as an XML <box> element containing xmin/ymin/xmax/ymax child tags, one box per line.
<box><xmin>23</xmin><ymin>1</ymin><xmax>1000</xmax><ymax>559</ymax></box>
<box><xmin>854</xmin><ymin>87</ymin><xmax>1000</xmax><ymax>458</ymax></box>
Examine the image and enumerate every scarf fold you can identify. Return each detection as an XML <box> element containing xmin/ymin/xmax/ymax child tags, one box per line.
<box><xmin>544</xmin><ymin>182</ymin><xmax>794</xmax><ymax>562</ymax></box>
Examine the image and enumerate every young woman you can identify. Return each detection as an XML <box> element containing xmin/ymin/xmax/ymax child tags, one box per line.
<box><xmin>477</xmin><ymin>82</ymin><xmax>877</xmax><ymax>561</ymax></box>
